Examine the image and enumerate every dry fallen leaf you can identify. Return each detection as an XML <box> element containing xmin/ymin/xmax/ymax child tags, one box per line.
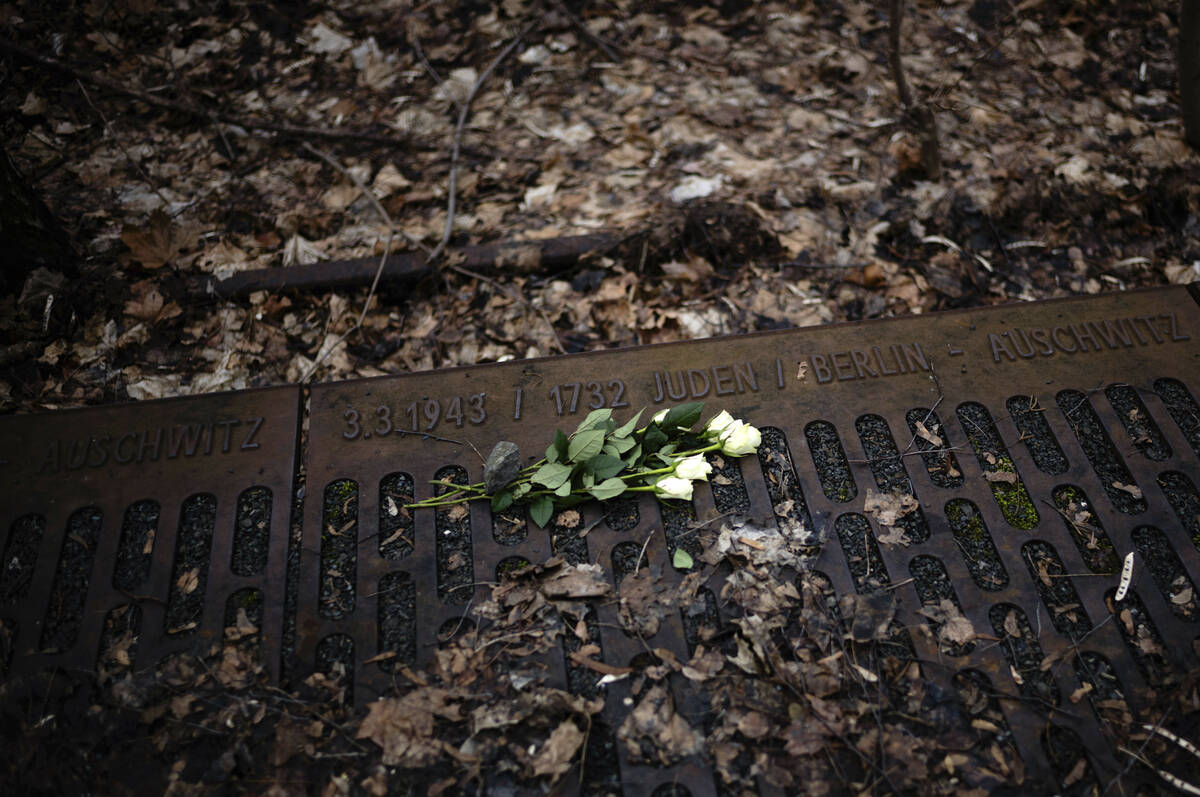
<box><xmin>914</xmin><ymin>420</ymin><xmax>943</xmax><ymax>447</ymax></box>
<box><xmin>531</xmin><ymin>720</ymin><xmax>585</xmax><ymax>779</ymax></box>
<box><xmin>177</xmin><ymin>567</ymin><xmax>199</xmax><ymax>595</ymax></box>
<box><xmin>121</xmin><ymin>210</ymin><xmax>182</xmax><ymax>269</ymax></box>
<box><xmin>1112</xmin><ymin>481</ymin><xmax>1143</xmax><ymax>499</ymax></box>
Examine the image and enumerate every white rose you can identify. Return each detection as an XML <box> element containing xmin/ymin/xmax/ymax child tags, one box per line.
<box><xmin>720</xmin><ymin>421</ymin><xmax>761</xmax><ymax>456</ymax></box>
<box><xmin>654</xmin><ymin>476</ymin><xmax>694</xmax><ymax>501</ymax></box>
<box><xmin>674</xmin><ymin>454</ymin><xmax>712</xmax><ymax>481</ymax></box>
<box><xmin>704</xmin><ymin>410</ymin><xmax>735</xmax><ymax>437</ymax></box>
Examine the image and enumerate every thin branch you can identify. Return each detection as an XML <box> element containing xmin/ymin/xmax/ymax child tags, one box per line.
<box><xmin>76</xmin><ymin>80</ymin><xmax>173</xmax><ymax>209</ymax></box>
<box><xmin>548</xmin><ymin>0</ymin><xmax>622</xmax><ymax>62</ymax></box>
<box><xmin>299</xmin><ymin>144</ymin><xmax>401</xmax><ymax>383</ymax></box>
<box><xmin>427</xmin><ymin>22</ymin><xmax>536</xmax><ymax>266</ymax></box>
<box><xmin>887</xmin><ymin>0</ymin><xmax>942</xmax><ymax>180</ymax></box>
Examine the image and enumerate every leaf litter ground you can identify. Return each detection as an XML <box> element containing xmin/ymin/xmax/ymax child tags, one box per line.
<box><xmin>2</xmin><ymin>0</ymin><xmax>1200</xmax><ymax>793</ymax></box>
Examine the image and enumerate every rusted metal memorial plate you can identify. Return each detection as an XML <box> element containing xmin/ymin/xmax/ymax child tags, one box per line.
<box><xmin>302</xmin><ymin>286</ymin><xmax>1200</xmax><ymax>793</ymax></box>
<box><xmin>4</xmin><ymin>287</ymin><xmax>1200</xmax><ymax>792</ymax></box>
<box><xmin>0</xmin><ymin>387</ymin><xmax>301</xmax><ymax>685</ymax></box>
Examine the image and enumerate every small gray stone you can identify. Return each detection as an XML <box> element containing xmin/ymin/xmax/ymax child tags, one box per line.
<box><xmin>483</xmin><ymin>441</ymin><xmax>522</xmax><ymax>493</ymax></box>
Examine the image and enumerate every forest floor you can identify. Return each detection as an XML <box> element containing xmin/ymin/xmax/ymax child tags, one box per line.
<box><xmin>2</xmin><ymin>0</ymin><xmax>1200</xmax><ymax>794</ymax></box>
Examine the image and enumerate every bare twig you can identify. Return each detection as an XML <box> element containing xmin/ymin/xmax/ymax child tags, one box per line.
<box><xmin>0</xmin><ymin>36</ymin><xmax>418</xmax><ymax>150</ymax></box>
<box><xmin>299</xmin><ymin>144</ymin><xmax>400</xmax><ymax>383</ymax></box>
<box><xmin>548</xmin><ymin>0</ymin><xmax>621</xmax><ymax>62</ymax></box>
<box><xmin>76</xmin><ymin>80</ymin><xmax>174</xmax><ymax>209</ymax></box>
<box><xmin>427</xmin><ymin>22</ymin><xmax>536</xmax><ymax>266</ymax></box>
<box><xmin>887</xmin><ymin>0</ymin><xmax>942</xmax><ymax>180</ymax></box>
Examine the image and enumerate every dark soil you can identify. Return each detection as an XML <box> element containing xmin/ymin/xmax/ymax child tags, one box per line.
<box><xmin>434</xmin><ymin>466</ymin><xmax>474</xmax><ymax>605</ymax></box>
<box><xmin>548</xmin><ymin>509</ymin><xmax>590</xmax><ymax>565</ymax></box>
<box><xmin>604</xmin><ymin>498</ymin><xmax>640</xmax><ymax>532</ymax></box>
<box><xmin>1</xmin><ymin>513</ymin><xmax>44</xmax><ymax>603</ymax></box>
<box><xmin>224</xmin><ymin>587</ymin><xmax>263</xmax><ymax>634</ymax></box>
<box><xmin>314</xmin><ymin>632</ymin><xmax>354</xmax><ymax>704</ymax></box>
<box><xmin>378</xmin><ymin>472</ymin><xmax>415</xmax><ymax>560</ymax></box>
<box><xmin>835</xmin><ymin>512</ymin><xmax>890</xmax><ymax>592</ymax></box>
<box><xmin>988</xmin><ymin>603</ymin><xmax>1059</xmax><ymax>706</ymax></box>
<box><xmin>661</xmin><ymin>499</ymin><xmax>699</xmax><ymax>573</ymax></box>
<box><xmin>1042</xmin><ymin>724</ymin><xmax>1096</xmax><ymax>795</ymax></box>
<box><xmin>707</xmin><ymin>452</ymin><xmax>750</xmax><ymax>517</ymax></box>
<box><xmin>952</xmin><ymin>669</ymin><xmax>1023</xmax><ymax>784</ymax></box>
<box><xmin>946</xmin><ymin>498</ymin><xmax>1009</xmax><ymax>591</ymax></box>
<box><xmin>804</xmin><ymin>420</ymin><xmax>857</xmax><ymax>504</ymax></box>
<box><xmin>96</xmin><ymin>602</ymin><xmax>140</xmax><ymax>686</ymax></box>
<box><xmin>680</xmin><ymin>586</ymin><xmax>721</xmax><ymax>655</ymax></box>
<box><xmin>164</xmin><ymin>493</ymin><xmax>217</xmax><ymax>636</ymax></box>
<box><xmin>1006</xmin><ymin>395</ymin><xmax>1069</xmax><ymax>476</ymax></box>
<box><xmin>0</xmin><ymin>618</ymin><xmax>15</xmax><ymax>678</ymax></box>
<box><xmin>40</xmin><ymin>505</ymin><xmax>101</xmax><ymax>652</ymax></box>
<box><xmin>376</xmin><ymin>570</ymin><xmax>415</xmax><ymax>673</ymax></box>
<box><xmin>1109</xmin><ymin>588</ymin><xmax>1173</xmax><ymax>689</ymax></box>
<box><xmin>113</xmin><ymin>499</ymin><xmax>157</xmax><ymax>592</ymax></box>
<box><xmin>909</xmin><ymin>553</ymin><xmax>975</xmax><ymax>656</ymax></box>
<box><xmin>1055</xmin><ymin>389</ymin><xmax>1147</xmax><ymax>514</ymax></box>
<box><xmin>1050</xmin><ymin>485</ymin><xmax>1120</xmax><ymax>574</ymax></box>
<box><xmin>231</xmin><ymin>486</ymin><xmax>272</xmax><ymax>576</ymax></box>
<box><xmin>318</xmin><ymin>479</ymin><xmax>357</xmax><ymax>619</ymax></box>
<box><xmin>1073</xmin><ymin>652</ymin><xmax>1133</xmax><ymax>738</ymax></box>
<box><xmin>495</xmin><ymin>555</ymin><xmax>531</xmax><ymax>581</ymax></box>
<box><xmin>1158</xmin><ymin>470</ymin><xmax>1200</xmax><ymax>551</ymax></box>
<box><xmin>1131</xmin><ymin>526</ymin><xmax>1199</xmax><ymax>621</ymax></box>
<box><xmin>491</xmin><ymin>505</ymin><xmax>528</xmax><ymax>546</ymax></box>
<box><xmin>1020</xmin><ymin>540</ymin><xmax>1093</xmax><ymax>641</ymax></box>
<box><xmin>1154</xmin><ymin>378</ymin><xmax>1200</xmax><ymax>458</ymax></box>
<box><xmin>905</xmin><ymin>408</ymin><xmax>964</xmax><ymax>489</ymax></box>
<box><xmin>956</xmin><ymin>401</ymin><xmax>1039</xmax><ymax>530</ymax></box>
<box><xmin>855</xmin><ymin>413</ymin><xmax>930</xmax><ymax>543</ymax></box>
<box><xmin>610</xmin><ymin>540</ymin><xmax>642</xmax><ymax>583</ymax></box>
<box><xmin>1105</xmin><ymin>384</ymin><xmax>1171</xmax><ymax>462</ymax></box>
<box><xmin>757</xmin><ymin>426</ymin><xmax>819</xmax><ymax>548</ymax></box>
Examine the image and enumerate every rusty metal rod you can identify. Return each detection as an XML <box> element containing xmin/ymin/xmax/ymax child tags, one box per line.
<box><xmin>188</xmin><ymin>232</ymin><xmax>618</xmax><ymax>300</ymax></box>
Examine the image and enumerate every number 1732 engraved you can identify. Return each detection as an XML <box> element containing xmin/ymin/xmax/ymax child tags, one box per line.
<box><xmin>342</xmin><ymin>393</ymin><xmax>486</xmax><ymax>440</ymax></box>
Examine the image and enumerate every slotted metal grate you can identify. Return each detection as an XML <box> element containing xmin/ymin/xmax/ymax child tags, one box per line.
<box><xmin>3</xmin><ymin>286</ymin><xmax>1200</xmax><ymax>794</ymax></box>
<box><xmin>0</xmin><ymin>387</ymin><xmax>300</xmax><ymax>685</ymax></box>
<box><xmin>300</xmin><ymin>286</ymin><xmax>1200</xmax><ymax>793</ymax></box>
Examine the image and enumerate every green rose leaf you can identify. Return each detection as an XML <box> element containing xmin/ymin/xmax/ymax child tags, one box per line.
<box><xmin>607</xmin><ymin>434</ymin><xmax>636</xmax><ymax>454</ymax></box>
<box><xmin>581</xmin><ymin>471</ymin><xmax>595</xmax><ymax>488</ymax></box>
<box><xmin>531</xmin><ymin>462</ymin><xmax>573</xmax><ymax>489</ymax></box>
<box><xmin>661</xmin><ymin>402</ymin><xmax>704</xmax><ymax>432</ymax></box>
<box><xmin>575</xmin><ymin>407</ymin><xmax>613</xmax><ymax>434</ymax></box>
<box><xmin>643</xmin><ymin>424</ymin><xmax>668</xmax><ymax>454</ymax></box>
<box><xmin>491</xmin><ymin>490</ymin><xmax>514</xmax><ymax>512</ymax></box>
<box><xmin>672</xmin><ymin>548</ymin><xmax>694</xmax><ymax>570</ymax></box>
<box><xmin>512</xmin><ymin>482</ymin><xmax>532</xmax><ymax>499</ymax></box>
<box><xmin>613</xmin><ymin>409</ymin><xmax>644</xmax><ymax>438</ymax></box>
<box><xmin>568</xmin><ymin>428</ymin><xmax>606</xmax><ymax>462</ymax></box>
<box><xmin>588</xmin><ymin>454</ymin><xmax>624</xmax><ymax>480</ymax></box>
<box><xmin>554</xmin><ymin>480</ymin><xmax>573</xmax><ymax>497</ymax></box>
<box><xmin>530</xmin><ymin>495</ymin><xmax>553</xmax><ymax>527</ymax></box>
<box><xmin>546</xmin><ymin>429</ymin><xmax>569</xmax><ymax>464</ymax></box>
<box><xmin>589</xmin><ymin>477</ymin><xmax>626</xmax><ymax>500</ymax></box>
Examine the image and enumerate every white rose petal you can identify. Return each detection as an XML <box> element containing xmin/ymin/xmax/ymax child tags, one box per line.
<box><xmin>654</xmin><ymin>476</ymin><xmax>694</xmax><ymax>502</ymax></box>
<box><xmin>674</xmin><ymin>455</ymin><xmax>712</xmax><ymax>482</ymax></box>
<box><xmin>704</xmin><ymin>410</ymin><xmax>735</xmax><ymax>437</ymax></box>
<box><xmin>720</xmin><ymin>422</ymin><xmax>761</xmax><ymax>456</ymax></box>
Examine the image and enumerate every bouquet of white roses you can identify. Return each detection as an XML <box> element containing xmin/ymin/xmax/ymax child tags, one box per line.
<box><xmin>404</xmin><ymin>402</ymin><xmax>761</xmax><ymax>527</ymax></box>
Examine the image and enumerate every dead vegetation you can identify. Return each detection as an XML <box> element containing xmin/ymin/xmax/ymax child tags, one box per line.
<box><xmin>3</xmin><ymin>0</ymin><xmax>1200</xmax><ymax>793</ymax></box>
